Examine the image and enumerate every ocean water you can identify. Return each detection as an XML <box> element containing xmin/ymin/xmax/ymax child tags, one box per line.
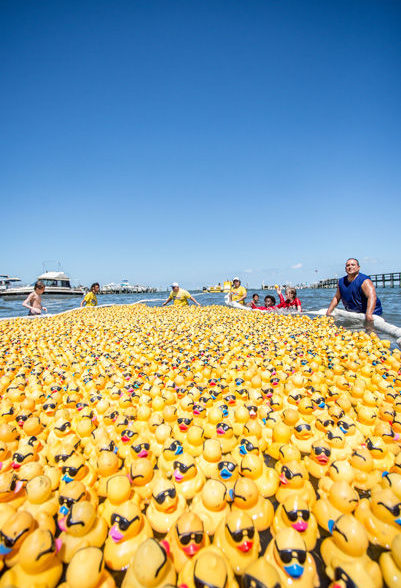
<box><xmin>1</xmin><ymin>287</ymin><xmax>400</xmax><ymax>344</ymax></box>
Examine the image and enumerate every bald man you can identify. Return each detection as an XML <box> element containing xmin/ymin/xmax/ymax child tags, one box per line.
<box><xmin>326</xmin><ymin>258</ymin><xmax>382</xmax><ymax>322</ymax></box>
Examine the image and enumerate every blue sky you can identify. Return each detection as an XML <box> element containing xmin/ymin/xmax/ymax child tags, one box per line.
<box><xmin>1</xmin><ymin>0</ymin><xmax>400</xmax><ymax>289</ymax></box>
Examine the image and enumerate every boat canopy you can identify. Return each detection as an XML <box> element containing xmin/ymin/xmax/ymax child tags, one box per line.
<box><xmin>37</xmin><ymin>272</ymin><xmax>71</xmax><ymax>288</ymax></box>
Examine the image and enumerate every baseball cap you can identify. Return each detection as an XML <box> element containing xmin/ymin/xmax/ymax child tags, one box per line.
<box><xmin>171</xmin><ymin>282</ymin><xmax>179</xmax><ymax>288</ymax></box>
<box><xmin>233</xmin><ymin>277</ymin><xmax>240</xmax><ymax>281</ymax></box>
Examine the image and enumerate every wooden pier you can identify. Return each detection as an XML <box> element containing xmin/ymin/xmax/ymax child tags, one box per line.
<box><xmin>315</xmin><ymin>272</ymin><xmax>401</xmax><ymax>289</ymax></box>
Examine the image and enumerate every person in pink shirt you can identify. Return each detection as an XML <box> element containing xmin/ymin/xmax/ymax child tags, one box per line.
<box><xmin>275</xmin><ymin>286</ymin><xmax>302</xmax><ymax>311</ymax></box>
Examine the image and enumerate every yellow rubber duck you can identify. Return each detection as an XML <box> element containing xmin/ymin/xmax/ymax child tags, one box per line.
<box><xmin>59</xmin><ymin>453</ymin><xmax>96</xmax><ymax>488</ymax></box>
<box><xmin>318</xmin><ymin>459</ymin><xmax>355</xmax><ymax>496</ymax></box>
<box><xmin>265</xmin><ymin>422</ymin><xmax>292</xmax><ymax>460</ymax></box>
<box><xmin>291</xmin><ymin>421</ymin><xmax>315</xmax><ymax>454</ymax></box>
<box><xmin>98</xmin><ymin>475</ymin><xmax>137</xmax><ymax>526</ymax></box>
<box><xmin>183</xmin><ymin>425</ymin><xmax>205</xmax><ymax>457</ymax></box>
<box><xmin>276</xmin><ymin>460</ymin><xmax>315</xmax><ymax>506</ymax></box>
<box><xmin>304</xmin><ymin>439</ymin><xmax>332</xmax><ymax>479</ymax></box>
<box><xmin>213</xmin><ymin>511</ymin><xmax>260</xmax><ymax>574</ymax></box>
<box><xmin>128</xmin><ymin>459</ymin><xmax>155</xmax><ymax>508</ymax></box>
<box><xmin>96</xmin><ymin>451</ymin><xmax>125</xmax><ymax>498</ymax></box>
<box><xmin>365</xmin><ymin>435</ymin><xmax>395</xmax><ymax>473</ymax></box>
<box><xmin>165</xmin><ymin>512</ymin><xmax>210</xmax><ymax>573</ymax></box>
<box><xmin>320</xmin><ymin>514</ymin><xmax>382</xmax><ymax>588</ymax></box>
<box><xmin>272</xmin><ymin>494</ymin><xmax>319</xmax><ymax>550</ymax></box>
<box><xmin>380</xmin><ymin>533</ymin><xmax>401</xmax><ymax>588</ymax></box>
<box><xmin>59</xmin><ymin>546</ymin><xmax>116</xmax><ymax>588</ymax></box>
<box><xmin>380</xmin><ymin>471</ymin><xmax>401</xmax><ymax>499</ymax></box>
<box><xmin>190</xmin><ymin>479</ymin><xmax>230</xmax><ymax>535</ymax></box>
<box><xmin>213</xmin><ymin>421</ymin><xmax>237</xmax><ymax>454</ymax></box>
<box><xmin>127</xmin><ymin>435</ymin><xmax>156</xmax><ymax>468</ymax></box>
<box><xmin>355</xmin><ymin>488</ymin><xmax>401</xmax><ymax>548</ymax></box>
<box><xmin>121</xmin><ymin>538</ymin><xmax>176</xmax><ymax>588</ymax></box>
<box><xmin>157</xmin><ymin>438</ymin><xmax>184</xmax><ymax>478</ymax></box>
<box><xmin>178</xmin><ymin>545</ymin><xmax>238</xmax><ymax>588</ymax></box>
<box><xmin>58</xmin><ymin>500</ymin><xmax>108</xmax><ymax>562</ymax></box>
<box><xmin>19</xmin><ymin>474</ymin><xmax>58</xmax><ymax>532</ymax></box>
<box><xmin>231</xmin><ymin>477</ymin><xmax>273</xmax><ymax>532</ymax></box>
<box><xmin>264</xmin><ymin>527</ymin><xmax>319</xmax><ymax>587</ymax></box>
<box><xmin>146</xmin><ymin>477</ymin><xmax>186</xmax><ymax>534</ymax></box>
<box><xmin>104</xmin><ymin>501</ymin><xmax>153</xmax><ymax>571</ymax></box>
<box><xmin>0</xmin><ymin>471</ymin><xmax>25</xmax><ymax>511</ymax></box>
<box><xmin>0</xmin><ymin>529</ymin><xmax>62</xmax><ymax>588</ymax></box>
<box><xmin>150</xmin><ymin>423</ymin><xmax>172</xmax><ymax>457</ymax></box>
<box><xmin>242</xmin><ymin>557</ymin><xmax>281</xmax><ymax>588</ymax></box>
<box><xmin>172</xmin><ymin>453</ymin><xmax>205</xmax><ymax>499</ymax></box>
<box><xmin>350</xmin><ymin>447</ymin><xmax>381</xmax><ymax>491</ymax></box>
<box><xmin>313</xmin><ymin>480</ymin><xmax>359</xmax><ymax>532</ymax></box>
<box><xmin>239</xmin><ymin>453</ymin><xmax>279</xmax><ymax>498</ymax></box>
<box><xmin>274</xmin><ymin>443</ymin><xmax>302</xmax><ymax>473</ymax></box>
<box><xmin>0</xmin><ymin>509</ymin><xmax>37</xmax><ymax>568</ymax></box>
<box><xmin>328</xmin><ymin>560</ymin><xmax>379</xmax><ymax>588</ymax></box>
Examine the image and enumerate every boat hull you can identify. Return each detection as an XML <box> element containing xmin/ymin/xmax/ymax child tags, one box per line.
<box><xmin>1</xmin><ymin>287</ymin><xmax>84</xmax><ymax>299</ymax></box>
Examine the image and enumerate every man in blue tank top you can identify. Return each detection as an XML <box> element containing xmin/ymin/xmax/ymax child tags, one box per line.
<box><xmin>326</xmin><ymin>258</ymin><xmax>382</xmax><ymax>322</ymax></box>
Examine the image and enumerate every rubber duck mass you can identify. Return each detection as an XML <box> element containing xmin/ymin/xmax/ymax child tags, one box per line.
<box><xmin>0</xmin><ymin>304</ymin><xmax>400</xmax><ymax>587</ymax></box>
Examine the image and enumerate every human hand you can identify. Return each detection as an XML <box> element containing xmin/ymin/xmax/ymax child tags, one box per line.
<box><xmin>365</xmin><ymin>313</ymin><xmax>374</xmax><ymax>323</ymax></box>
<box><xmin>42</xmin><ymin>307</ymin><xmax>47</xmax><ymax>312</ymax></box>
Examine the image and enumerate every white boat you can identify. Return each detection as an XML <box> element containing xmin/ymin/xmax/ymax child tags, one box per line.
<box><xmin>0</xmin><ymin>275</ymin><xmax>22</xmax><ymax>293</ymax></box>
<box><xmin>0</xmin><ymin>271</ymin><xmax>85</xmax><ymax>299</ymax></box>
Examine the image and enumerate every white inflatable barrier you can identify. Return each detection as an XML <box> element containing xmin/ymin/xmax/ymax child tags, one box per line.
<box><xmin>225</xmin><ymin>295</ymin><xmax>401</xmax><ymax>348</ymax></box>
<box><xmin>309</xmin><ymin>308</ymin><xmax>401</xmax><ymax>347</ymax></box>
<box><xmin>0</xmin><ymin>293</ymin><xmax>210</xmax><ymax>322</ymax></box>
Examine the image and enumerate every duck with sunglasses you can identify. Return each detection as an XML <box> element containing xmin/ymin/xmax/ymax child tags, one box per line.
<box><xmin>265</xmin><ymin>527</ymin><xmax>319</xmax><ymax>587</ymax></box>
<box><xmin>172</xmin><ymin>453</ymin><xmax>205</xmax><ymax>500</ymax></box>
<box><xmin>272</xmin><ymin>495</ymin><xmax>319</xmax><ymax>550</ymax></box>
<box><xmin>213</xmin><ymin>511</ymin><xmax>260</xmax><ymax>575</ymax></box>
<box><xmin>355</xmin><ymin>487</ymin><xmax>401</xmax><ymax>549</ymax></box>
<box><xmin>166</xmin><ymin>512</ymin><xmax>209</xmax><ymax>573</ymax></box>
<box><xmin>304</xmin><ymin>439</ymin><xmax>332</xmax><ymax>479</ymax></box>
<box><xmin>320</xmin><ymin>514</ymin><xmax>382</xmax><ymax>588</ymax></box>
<box><xmin>146</xmin><ymin>478</ymin><xmax>186</xmax><ymax>534</ymax></box>
<box><xmin>104</xmin><ymin>501</ymin><xmax>152</xmax><ymax>571</ymax></box>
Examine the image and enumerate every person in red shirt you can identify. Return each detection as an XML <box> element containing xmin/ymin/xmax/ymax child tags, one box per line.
<box><xmin>263</xmin><ymin>295</ymin><xmax>277</xmax><ymax>310</ymax></box>
<box><xmin>275</xmin><ymin>286</ymin><xmax>302</xmax><ymax>311</ymax></box>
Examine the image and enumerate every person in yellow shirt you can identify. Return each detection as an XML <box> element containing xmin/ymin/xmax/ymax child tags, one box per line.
<box><xmin>81</xmin><ymin>282</ymin><xmax>100</xmax><ymax>307</ymax></box>
<box><xmin>162</xmin><ymin>283</ymin><xmax>200</xmax><ymax>307</ymax></box>
<box><xmin>229</xmin><ymin>277</ymin><xmax>247</xmax><ymax>305</ymax></box>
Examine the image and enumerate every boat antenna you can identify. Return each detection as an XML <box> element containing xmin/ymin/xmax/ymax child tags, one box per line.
<box><xmin>41</xmin><ymin>260</ymin><xmax>61</xmax><ymax>273</ymax></box>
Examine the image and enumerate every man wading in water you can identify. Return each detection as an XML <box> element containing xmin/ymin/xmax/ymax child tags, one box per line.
<box><xmin>326</xmin><ymin>258</ymin><xmax>382</xmax><ymax>323</ymax></box>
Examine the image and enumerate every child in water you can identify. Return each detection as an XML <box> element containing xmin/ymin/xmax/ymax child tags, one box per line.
<box><xmin>22</xmin><ymin>281</ymin><xmax>47</xmax><ymax>316</ymax></box>
<box><xmin>275</xmin><ymin>286</ymin><xmax>302</xmax><ymax>311</ymax></box>
<box><xmin>248</xmin><ymin>293</ymin><xmax>260</xmax><ymax>308</ymax></box>
<box><xmin>81</xmin><ymin>282</ymin><xmax>100</xmax><ymax>307</ymax></box>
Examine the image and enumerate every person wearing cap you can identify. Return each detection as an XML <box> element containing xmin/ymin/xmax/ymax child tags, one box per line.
<box><xmin>162</xmin><ymin>283</ymin><xmax>200</xmax><ymax>307</ymax></box>
<box><xmin>229</xmin><ymin>277</ymin><xmax>247</xmax><ymax>305</ymax></box>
